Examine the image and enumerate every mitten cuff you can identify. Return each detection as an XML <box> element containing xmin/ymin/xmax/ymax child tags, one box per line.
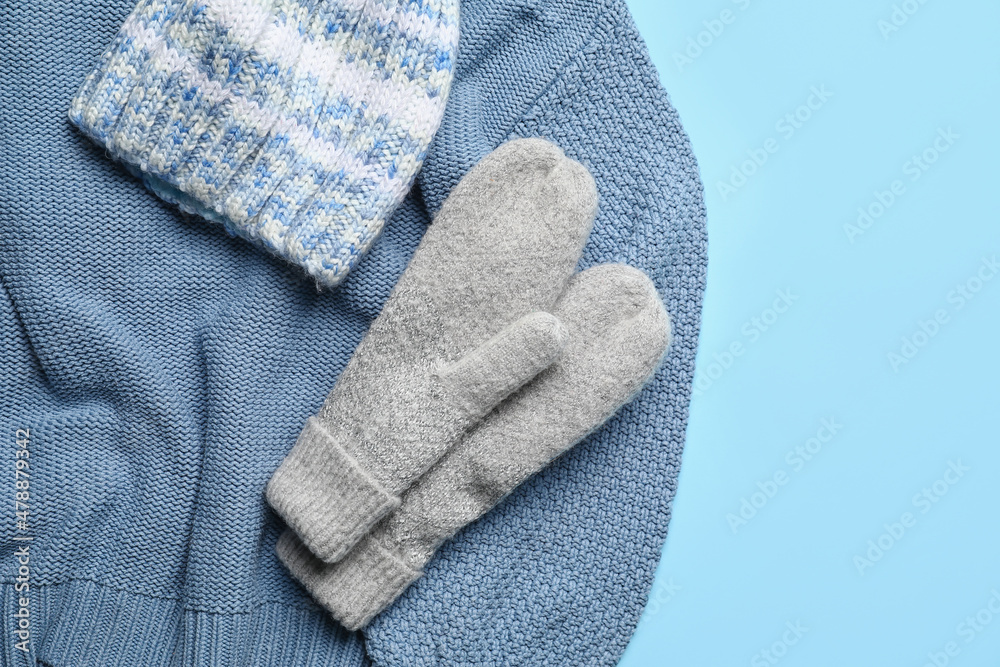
<box><xmin>67</xmin><ymin>0</ymin><xmax>459</xmax><ymax>287</ymax></box>
<box><xmin>276</xmin><ymin>529</ymin><xmax>421</xmax><ymax>632</ymax></box>
<box><xmin>266</xmin><ymin>416</ymin><xmax>400</xmax><ymax>563</ymax></box>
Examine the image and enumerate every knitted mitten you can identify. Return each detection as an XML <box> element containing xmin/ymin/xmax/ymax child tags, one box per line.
<box><xmin>276</xmin><ymin>264</ymin><xmax>672</xmax><ymax>630</ymax></box>
<box><xmin>265</xmin><ymin>139</ymin><xmax>598</xmax><ymax>563</ymax></box>
<box><xmin>67</xmin><ymin>0</ymin><xmax>460</xmax><ymax>288</ymax></box>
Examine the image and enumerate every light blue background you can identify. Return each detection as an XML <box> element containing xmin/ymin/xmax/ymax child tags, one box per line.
<box><xmin>620</xmin><ymin>1</ymin><xmax>1000</xmax><ymax>666</ymax></box>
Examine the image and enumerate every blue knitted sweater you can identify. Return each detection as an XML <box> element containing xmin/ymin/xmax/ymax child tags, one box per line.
<box><xmin>0</xmin><ymin>0</ymin><xmax>707</xmax><ymax>665</ymax></box>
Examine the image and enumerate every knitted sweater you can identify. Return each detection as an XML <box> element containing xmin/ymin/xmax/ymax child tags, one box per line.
<box><xmin>0</xmin><ymin>1</ymin><xmax>707</xmax><ymax>666</ymax></box>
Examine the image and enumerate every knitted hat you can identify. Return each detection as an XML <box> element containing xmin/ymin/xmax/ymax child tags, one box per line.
<box><xmin>68</xmin><ymin>0</ymin><xmax>460</xmax><ymax>288</ymax></box>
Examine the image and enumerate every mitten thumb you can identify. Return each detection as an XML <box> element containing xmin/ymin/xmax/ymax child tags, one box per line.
<box><xmin>436</xmin><ymin>311</ymin><xmax>568</xmax><ymax>420</ymax></box>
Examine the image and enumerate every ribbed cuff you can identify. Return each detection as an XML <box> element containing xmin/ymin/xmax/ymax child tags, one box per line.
<box><xmin>277</xmin><ymin>529</ymin><xmax>421</xmax><ymax>632</ymax></box>
<box><xmin>266</xmin><ymin>416</ymin><xmax>401</xmax><ymax>564</ymax></box>
<box><xmin>2</xmin><ymin>579</ymin><xmax>366</xmax><ymax>667</ymax></box>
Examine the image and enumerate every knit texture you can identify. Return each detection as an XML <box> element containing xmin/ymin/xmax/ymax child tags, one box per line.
<box><xmin>67</xmin><ymin>0</ymin><xmax>460</xmax><ymax>288</ymax></box>
<box><xmin>266</xmin><ymin>138</ymin><xmax>594</xmax><ymax>564</ymax></box>
<box><xmin>0</xmin><ymin>0</ymin><xmax>706</xmax><ymax>665</ymax></box>
<box><xmin>277</xmin><ymin>525</ymin><xmax>422</xmax><ymax>632</ymax></box>
<box><xmin>279</xmin><ymin>263</ymin><xmax>672</xmax><ymax>631</ymax></box>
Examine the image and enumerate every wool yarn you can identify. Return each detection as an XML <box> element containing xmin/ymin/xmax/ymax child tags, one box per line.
<box><xmin>279</xmin><ymin>263</ymin><xmax>672</xmax><ymax>631</ymax></box>
<box><xmin>266</xmin><ymin>138</ymin><xmax>596</xmax><ymax>565</ymax></box>
<box><xmin>0</xmin><ymin>0</ymin><xmax>706</xmax><ymax>664</ymax></box>
<box><xmin>68</xmin><ymin>0</ymin><xmax>460</xmax><ymax>288</ymax></box>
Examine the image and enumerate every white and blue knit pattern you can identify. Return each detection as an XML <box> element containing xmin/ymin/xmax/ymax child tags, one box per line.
<box><xmin>68</xmin><ymin>0</ymin><xmax>460</xmax><ymax>287</ymax></box>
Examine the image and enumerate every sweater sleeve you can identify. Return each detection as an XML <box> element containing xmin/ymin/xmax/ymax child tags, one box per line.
<box><xmin>365</xmin><ymin>1</ymin><xmax>708</xmax><ymax>665</ymax></box>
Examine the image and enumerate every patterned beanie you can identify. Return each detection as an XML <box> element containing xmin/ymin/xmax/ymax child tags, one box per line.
<box><xmin>68</xmin><ymin>0</ymin><xmax>460</xmax><ymax>287</ymax></box>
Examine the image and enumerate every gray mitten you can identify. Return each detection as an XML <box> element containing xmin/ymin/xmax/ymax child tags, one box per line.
<box><xmin>276</xmin><ymin>264</ymin><xmax>672</xmax><ymax>630</ymax></box>
<box><xmin>266</xmin><ymin>139</ymin><xmax>597</xmax><ymax>563</ymax></box>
